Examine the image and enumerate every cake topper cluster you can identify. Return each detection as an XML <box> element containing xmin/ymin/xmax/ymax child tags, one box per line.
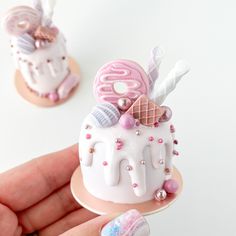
<box><xmin>91</xmin><ymin>47</ymin><xmax>190</xmax><ymax>129</ymax></box>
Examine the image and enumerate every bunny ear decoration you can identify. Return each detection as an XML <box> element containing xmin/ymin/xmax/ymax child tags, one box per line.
<box><xmin>147</xmin><ymin>46</ymin><xmax>164</xmax><ymax>92</ymax></box>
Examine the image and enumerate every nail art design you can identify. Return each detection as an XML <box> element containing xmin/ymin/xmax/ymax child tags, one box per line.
<box><xmin>101</xmin><ymin>209</ymin><xmax>150</xmax><ymax>236</ymax></box>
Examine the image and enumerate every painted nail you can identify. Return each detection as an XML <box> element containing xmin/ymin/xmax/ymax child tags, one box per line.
<box><xmin>100</xmin><ymin>209</ymin><xmax>150</xmax><ymax>236</ymax></box>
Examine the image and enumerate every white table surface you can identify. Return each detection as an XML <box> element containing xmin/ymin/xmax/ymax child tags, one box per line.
<box><xmin>0</xmin><ymin>0</ymin><xmax>235</xmax><ymax>235</ymax></box>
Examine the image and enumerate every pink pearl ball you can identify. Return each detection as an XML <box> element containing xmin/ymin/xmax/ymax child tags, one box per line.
<box><xmin>119</xmin><ymin>114</ymin><xmax>135</xmax><ymax>129</ymax></box>
<box><xmin>86</xmin><ymin>134</ymin><xmax>91</xmax><ymax>139</ymax></box>
<box><xmin>163</xmin><ymin>179</ymin><xmax>179</xmax><ymax>194</ymax></box>
<box><xmin>48</xmin><ymin>92</ymin><xmax>59</xmax><ymax>102</ymax></box>
<box><xmin>117</xmin><ymin>97</ymin><xmax>132</xmax><ymax>111</ymax></box>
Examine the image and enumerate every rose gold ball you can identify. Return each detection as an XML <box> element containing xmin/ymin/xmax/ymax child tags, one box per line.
<box><xmin>154</xmin><ymin>189</ymin><xmax>167</xmax><ymax>201</ymax></box>
<box><xmin>117</xmin><ymin>98</ymin><xmax>132</xmax><ymax>111</ymax></box>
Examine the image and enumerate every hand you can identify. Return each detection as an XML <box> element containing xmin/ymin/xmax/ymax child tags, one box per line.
<box><xmin>0</xmin><ymin>145</ymin><xmax>150</xmax><ymax>236</ymax></box>
<box><xmin>0</xmin><ymin>145</ymin><xmax>105</xmax><ymax>235</ymax></box>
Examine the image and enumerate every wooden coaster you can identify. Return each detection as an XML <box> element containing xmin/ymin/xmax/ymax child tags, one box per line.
<box><xmin>15</xmin><ymin>57</ymin><xmax>80</xmax><ymax>107</ymax></box>
<box><xmin>70</xmin><ymin>166</ymin><xmax>183</xmax><ymax>216</ymax></box>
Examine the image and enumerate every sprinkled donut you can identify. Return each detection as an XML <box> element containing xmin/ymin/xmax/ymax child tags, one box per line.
<box><xmin>2</xmin><ymin>6</ymin><xmax>41</xmax><ymax>36</ymax></box>
<box><xmin>93</xmin><ymin>60</ymin><xmax>149</xmax><ymax>106</ymax></box>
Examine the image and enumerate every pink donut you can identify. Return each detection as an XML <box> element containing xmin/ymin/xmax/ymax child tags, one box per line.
<box><xmin>2</xmin><ymin>6</ymin><xmax>41</xmax><ymax>36</ymax></box>
<box><xmin>93</xmin><ymin>60</ymin><xmax>149</xmax><ymax>105</ymax></box>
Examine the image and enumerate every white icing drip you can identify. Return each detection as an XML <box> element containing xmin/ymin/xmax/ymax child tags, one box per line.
<box><xmin>79</xmin><ymin>116</ymin><xmax>174</xmax><ymax>197</ymax></box>
<box><xmin>47</xmin><ymin>61</ymin><xmax>57</xmax><ymax>77</ymax></box>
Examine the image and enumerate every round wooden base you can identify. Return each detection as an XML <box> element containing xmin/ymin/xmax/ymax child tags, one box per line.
<box><xmin>70</xmin><ymin>166</ymin><xmax>183</xmax><ymax>216</ymax></box>
<box><xmin>15</xmin><ymin>57</ymin><xmax>80</xmax><ymax>107</ymax></box>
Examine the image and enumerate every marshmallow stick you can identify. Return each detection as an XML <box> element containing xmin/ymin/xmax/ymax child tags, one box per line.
<box><xmin>151</xmin><ymin>60</ymin><xmax>190</xmax><ymax>105</ymax></box>
<box><xmin>147</xmin><ymin>46</ymin><xmax>164</xmax><ymax>91</ymax></box>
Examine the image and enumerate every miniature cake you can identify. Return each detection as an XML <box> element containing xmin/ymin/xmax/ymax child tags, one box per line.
<box><xmin>79</xmin><ymin>47</ymin><xmax>189</xmax><ymax>203</ymax></box>
<box><xmin>2</xmin><ymin>0</ymin><xmax>79</xmax><ymax>102</ymax></box>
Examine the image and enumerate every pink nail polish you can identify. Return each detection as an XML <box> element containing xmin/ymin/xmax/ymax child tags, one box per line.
<box><xmin>101</xmin><ymin>209</ymin><xmax>150</xmax><ymax>236</ymax></box>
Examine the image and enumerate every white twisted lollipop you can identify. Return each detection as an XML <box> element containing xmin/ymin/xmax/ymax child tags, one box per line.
<box><xmin>147</xmin><ymin>46</ymin><xmax>164</xmax><ymax>91</ymax></box>
<box><xmin>33</xmin><ymin>0</ymin><xmax>43</xmax><ymax>12</ymax></box>
<box><xmin>2</xmin><ymin>6</ymin><xmax>41</xmax><ymax>36</ymax></box>
<box><xmin>41</xmin><ymin>0</ymin><xmax>57</xmax><ymax>26</ymax></box>
<box><xmin>150</xmin><ymin>60</ymin><xmax>190</xmax><ymax>105</ymax></box>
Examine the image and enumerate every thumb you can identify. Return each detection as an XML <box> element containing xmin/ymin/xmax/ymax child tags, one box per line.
<box><xmin>60</xmin><ymin>209</ymin><xmax>150</xmax><ymax>236</ymax></box>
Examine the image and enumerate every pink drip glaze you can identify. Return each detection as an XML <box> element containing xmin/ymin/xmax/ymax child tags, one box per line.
<box><xmin>93</xmin><ymin>60</ymin><xmax>149</xmax><ymax>105</ymax></box>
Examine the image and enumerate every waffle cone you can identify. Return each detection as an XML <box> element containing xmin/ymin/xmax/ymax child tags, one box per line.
<box><xmin>126</xmin><ymin>95</ymin><xmax>165</xmax><ymax>127</ymax></box>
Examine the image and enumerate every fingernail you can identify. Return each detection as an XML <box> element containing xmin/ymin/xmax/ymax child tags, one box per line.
<box><xmin>100</xmin><ymin>209</ymin><xmax>150</xmax><ymax>236</ymax></box>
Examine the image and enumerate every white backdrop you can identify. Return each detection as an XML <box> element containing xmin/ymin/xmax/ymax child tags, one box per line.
<box><xmin>0</xmin><ymin>0</ymin><xmax>236</xmax><ymax>235</ymax></box>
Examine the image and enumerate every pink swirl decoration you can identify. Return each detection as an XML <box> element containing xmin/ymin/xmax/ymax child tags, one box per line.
<box><xmin>93</xmin><ymin>60</ymin><xmax>149</xmax><ymax>105</ymax></box>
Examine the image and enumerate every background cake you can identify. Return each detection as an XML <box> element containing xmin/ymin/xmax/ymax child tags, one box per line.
<box><xmin>79</xmin><ymin>48</ymin><xmax>190</xmax><ymax>203</ymax></box>
<box><xmin>2</xmin><ymin>0</ymin><xmax>79</xmax><ymax>102</ymax></box>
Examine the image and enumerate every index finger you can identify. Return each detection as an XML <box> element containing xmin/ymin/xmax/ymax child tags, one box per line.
<box><xmin>0</xmin><ymin>144</ymin><xmax>79</xmax><ymax>211</ymax></box>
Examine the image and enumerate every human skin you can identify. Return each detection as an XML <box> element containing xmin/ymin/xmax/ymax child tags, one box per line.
<box><xmin>0</xmin><ymin>144</ymin><xmax>116</xmax><ymax>236</ymax></box>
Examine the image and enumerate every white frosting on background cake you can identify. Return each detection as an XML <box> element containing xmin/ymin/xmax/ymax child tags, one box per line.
<box><xmin>79</xmin><ymin>116</ymin><xmax>175</xmax><ymax>203</ymax></box>
<box><xmin>11</xmin><ymin>33</ymin><xmax>69</xmax><ymax>95</ymax></box>
<box><xmin>2</xmin><ymin>2</ymin><xmax>80</xmax><ymax>101</ymax></box>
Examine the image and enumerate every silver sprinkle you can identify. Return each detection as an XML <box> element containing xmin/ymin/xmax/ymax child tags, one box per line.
<box><xmin>126</xmin><ymin>165</ymin><xmax>133</xmax><ymax>171</ymax></box>
<box><xmin>135</xmin><ymin>130</ymin><xmax>141</xmax><ymax>136</ymax></box>
<box><xmin>140</xmin><ymin>160</ymin><xmax>146</xmax><ymax>165</ymax></box>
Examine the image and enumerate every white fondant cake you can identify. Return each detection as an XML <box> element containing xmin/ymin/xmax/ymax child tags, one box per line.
<box><xmin>80</xmin><ymin>117</ymin><xmax>174</xmax><ymax>203</ymax></box>
<box><xmin>2</xmin><ymin>1</ymin><xmax>79</xmax><ymax>102</ymax></box>
<box><xmin>11</xmin><ymin>33</ymin><xmax>69</xmax><ymax>95</ymax></box>
<box><xmin>79</xmin><ymin>53</ymin><xmax>189</xmax><ymax>204</ymax></box>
